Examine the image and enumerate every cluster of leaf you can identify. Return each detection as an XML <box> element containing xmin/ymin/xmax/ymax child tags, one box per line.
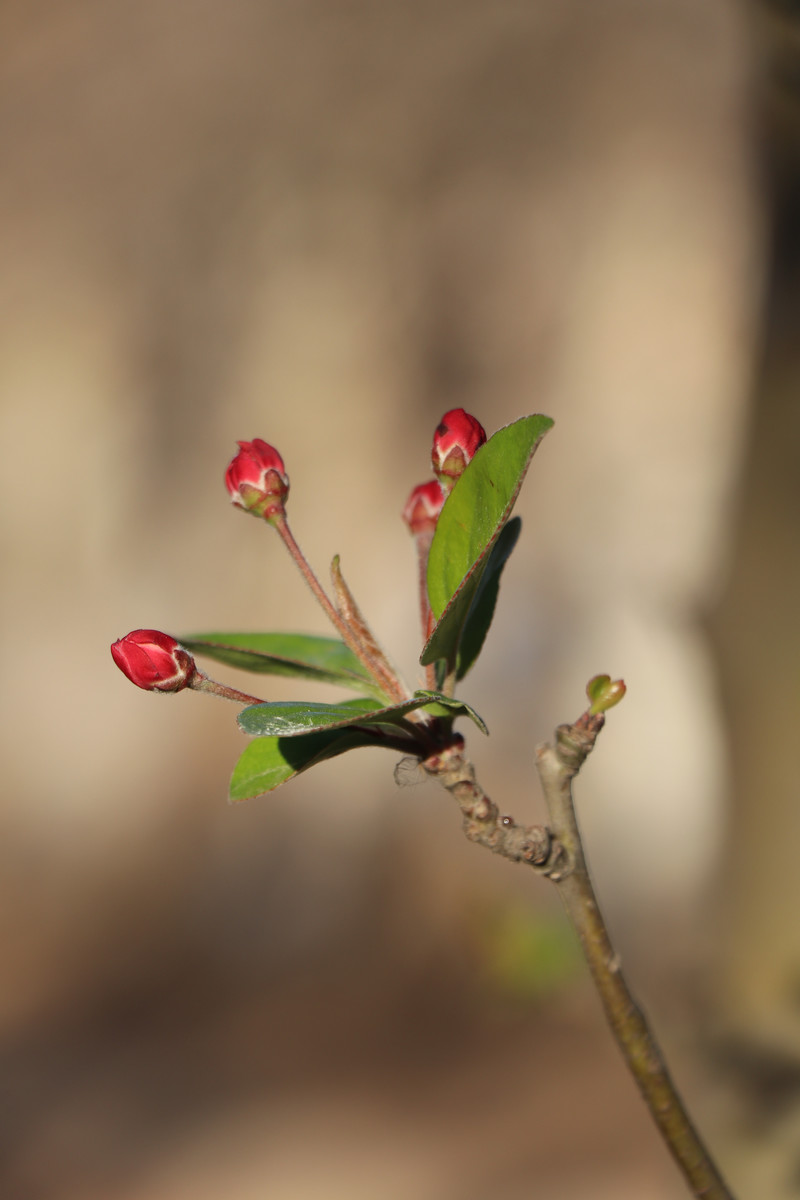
<box><xmin>182</xmin><ymin>414</ymin><xmax>553</xmax><ymax>801</ymax></box>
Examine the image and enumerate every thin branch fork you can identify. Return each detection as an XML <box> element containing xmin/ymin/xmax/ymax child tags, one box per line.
<box><xmin>424</xmin><ymin>713</ymin><xmax>735</xmax><ymax>1200</ymax></box>
<box><xmin>422</xmin><ymin>738</ymin><xmax>554</xmax><ymax>871</ymax></box>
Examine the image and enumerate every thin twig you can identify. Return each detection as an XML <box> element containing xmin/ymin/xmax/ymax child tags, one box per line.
<box><xmin>423</xmin><ymin>737</ymin><xmax>552</xmax><ymax>868</ymax></box>
<box><xmin>425</xmin><ymin>715</ymin><xmax>735</xmax><ymax>1200</ymax></box>
<box><xmin>534</xmin><ymin>716</ymin><xmax>734</xmax><ymax>1198</ymax></box>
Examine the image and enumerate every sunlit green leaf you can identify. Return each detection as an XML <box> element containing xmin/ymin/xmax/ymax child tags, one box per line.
<box><xmin>422</xmin><ymin>414</ymin><xmax>553</xmax><ymax>669</ymax></box>
<box><xmin>238</xmin><ymin>691</ymin><xmax>488</xmax><ymax>738</ymax></box>
<box><xmin>238</xmin><ymin>695</ymin><xmax>421</xmax><ymax>738</ymax></box>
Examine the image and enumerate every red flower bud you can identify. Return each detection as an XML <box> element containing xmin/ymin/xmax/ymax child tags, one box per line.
<box><xmin>111</xmin><ymin>629</ymin><xmax>196</xmax><ymax>692</ymax></box>
<box><xmin>402</xmin><ymin>479</ymin><xmax>445</xmax><ymax>535</ymax></box>
<box><xmin>225</xmin><ymin>439</ymin><xmax>289</xmax><ymax>520</ymax></box>
<box><xmin>431</xmin><ymin>408</ymin><xmax>487</xmax><ymax>488</ymax></box>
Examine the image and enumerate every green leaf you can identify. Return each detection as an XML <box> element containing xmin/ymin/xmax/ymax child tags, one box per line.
<box><xmin>179</xmin><ymin>632</ymin><xmax>377</xmax><ymax>692</ymax></box>
<box><xmin>422</xmin><ymin>414</ymin><xmax>553</xmax><ymax>669</ymax></box>
<box><xmin>238</xmin><ymin>691</ymin><xmax>488</xmax><ymax>738</ymax></box>
<box><xmin>412</xmin><ymin>690</ymin><xmax>489</xmax><ymax>735</ymax></box>
<box><xmin>229</xmin><ymin>728</ymin><xmax>391</xmax><ymax>801</ymax></box>
<box><xmin>455</xmin><ymin>516</ymin><xmax>521</xmax><ymax>682</ymax></box>
<box><xmin>229</xmin><ymin>690</ymin><xmax>490</xmax><ymax>801</ymax></box>
<box><xmin>237</xmin><ymin>696</ymin><xmax>409</xmax><ymax>737</ymax></box>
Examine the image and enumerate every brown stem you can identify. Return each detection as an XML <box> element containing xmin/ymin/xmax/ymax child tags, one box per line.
<box><xmin>426</xmin><ymin>717</ymin><xmax>734</xmax><ymax>1200</ymax></box>
<box><xmin>423</xmin><ymin>740</ymin><xmax>553</xmax><ymax>869</ymax></box>
<box><xmin>535</xmin><ymin>720</ymin><xmax>734</xmax><ymax>1200</ymax></box>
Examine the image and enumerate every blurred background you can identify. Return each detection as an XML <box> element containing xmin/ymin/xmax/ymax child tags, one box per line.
<box><xmin>1</xmin><ymin>0</ymin><xmax>798</xmax><ymax>1196</ymax></box>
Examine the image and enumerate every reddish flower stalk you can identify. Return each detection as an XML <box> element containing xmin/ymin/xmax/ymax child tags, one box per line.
<box><xmin>225</xmin><ymin>437</ymin><xmax>410</xmax><ymax>705</ymax></box>
<box><xmin>402</xmin><ymin>480</ymin><xmax>445</xmax><ymax>688</ymax></box>
<box><xmin>272</xmin><ymin>512</ymin><xmax>409</xmax><ymax>704</ymax></box>
<box><xmin>189</xmin><ymin>674</ymin><xmax>265</xmax><ymax>706</ymax></box>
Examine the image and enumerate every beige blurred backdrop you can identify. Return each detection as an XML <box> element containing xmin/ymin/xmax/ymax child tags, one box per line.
<box><xmin>2</xmin><ymin>1</ymin><xmax>796</xmax><ymax>1197</ymax></box>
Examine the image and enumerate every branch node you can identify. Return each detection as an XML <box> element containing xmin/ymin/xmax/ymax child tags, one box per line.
<box><xmin>554</xmin><ymin>716</ymin><xmax>604</xmax><ymax>774</ymax></box>
<box><xmin>518</xmin><ymin>825</ymin><xmax>552</xmax><ymax>866</ymax></box>
<box><xmin>542</xmin><ymin>841</ymin><xmax>572</xmax><ymax>881</ymax></box>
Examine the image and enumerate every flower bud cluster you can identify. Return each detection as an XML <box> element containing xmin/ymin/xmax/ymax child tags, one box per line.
<box><xmin>403</xmin><ymin>408</ymin><xmax>486</xmax><ymax>536</ymax></box>
<box><xmin>114</xmin><ymin>410</ymin><xmax>488</xmax><ymax>705</ymax></box>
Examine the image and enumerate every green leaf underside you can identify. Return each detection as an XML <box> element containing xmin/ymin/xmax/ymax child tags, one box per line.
<box><xmin>422</xmin><ymin>414</ymin><xmax>553</xmax><ymax>668</ymax></box>
<box><xmin>237</xmin><ymin>691</ymin><xmax>488</xmax><ymax>738</ymax></box>
<box><xmin>412</xmin><ymin>690</ymin><xmax>489</xmax><ymax>735</ymax></box>
<box><xmin>179</xmin><ymin>632</ymin><xmax>376</xmax><ymax>691</ymax></box>
<box><xmin>229</xmin><ymin>728</ymin><xmax>389</xmax><ymax>801</ymax></box>
<box><xmin>454</xmin><ymin>517</ymin><xmax>521</xmax><ymax>682</ymax></box>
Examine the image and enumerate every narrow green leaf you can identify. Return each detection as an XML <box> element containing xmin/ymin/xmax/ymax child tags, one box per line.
<box><xmin>422</xmin><ymin>414</ymin><xmax>553</xmax><ymax>668</ymax></box>
<box><xmin>180</xmin><ymin>632</ymin><xmax>376</xmax><ymax>691</ymax></box>
<box><xmin>237</xmin><ymin>696</ymin><xmax>406</xmax><ymax>737</ymax></box>
<box><xmin>452</xmin><ymin>516</ymin><xmax>521</xmax><ymax>681</ymax></box>
<box><xmin>238</xmin><ymin>691</ymin><xmax>488</xmax><ymax>738</ymax></box>
<box><xmin>229</xmin><ymin>728</ymin><xmax>390</xmax><ymax>801</ymax></box>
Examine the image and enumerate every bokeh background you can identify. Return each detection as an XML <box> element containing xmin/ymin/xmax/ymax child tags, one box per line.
<box><xmin>2</xmin><ymin>1</ymin><xmax>799</xmax><ymax>1196</ymax></box>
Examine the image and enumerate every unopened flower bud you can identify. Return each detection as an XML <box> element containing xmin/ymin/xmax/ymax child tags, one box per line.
<box><xmin>225</xmin><ymin>438</ymin><xmax>289</xmax><ymax>521</ymax></box>
<box><xmin>586</xmin><ymin>674</ymin><xmax>627</xmax><ymax>715</ymax></box>
<box><xmin>431</xmin><ymin>408</ymin><xmax>487</xmax><ymax>489</ymax></box>
<box><xmin>111</xmin><ymin>629</ymin><xmax>196</xmax><ymax>692</ymax></box>
<box><xmin>402</xmin><ymin>479</ymin><xmax>445</xmax><ymax>535</ymax></box>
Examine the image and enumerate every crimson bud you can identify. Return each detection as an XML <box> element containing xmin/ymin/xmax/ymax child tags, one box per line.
<box><xmin>111</xmin><ymin>629</ymin><xmax>196</xmax><ymax>692</ymax></box>
<box><xmin>225</xmin><ymin>438</ymin><xmax>289</xmax><ymax>520</ymax></box>
<box><xmin>431</xmin><ymin>408</ymin><xmax>487</xmax><ymax>489</ymax></box>
<box><xmin>402</xmin><ymin>479</ymin><xmax>445</xmax><ymax>535</ymax></box>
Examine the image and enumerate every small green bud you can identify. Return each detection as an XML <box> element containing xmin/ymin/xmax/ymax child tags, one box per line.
<box><xmin>586</xmin><ymin>674</ymin><xmax>626</xmax><ymax>715</ymax></box>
